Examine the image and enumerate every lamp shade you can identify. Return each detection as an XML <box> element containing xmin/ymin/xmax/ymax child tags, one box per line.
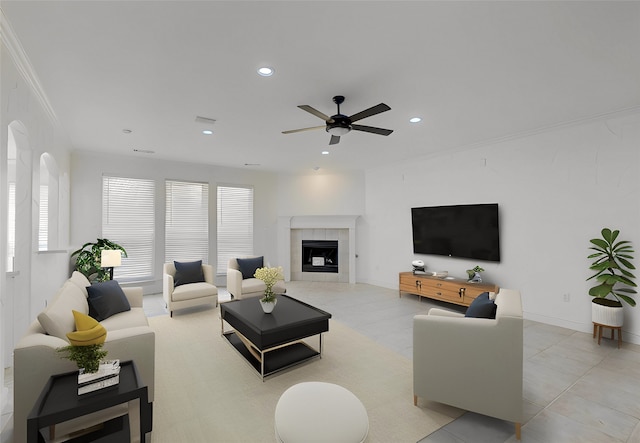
<box><xmin>101</xmin><ymin>249</ymin><xmax>122</xmax><ymax>268</ymax></box>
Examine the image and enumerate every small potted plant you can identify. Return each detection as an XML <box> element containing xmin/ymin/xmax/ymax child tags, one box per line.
<box><xmin>57</xmin><ymin>344</ymin><xmax>108</xmax><ymax>373</ymax></box>
<box><xmin>254</xmin><ymin>266</ymin><xmax>284</xmax><ymax>313</ymax></box>
<box><xmin>587</xmin><ymin>228</ymin><xmax>636</xmax><ymax>327</ymax></box>
<box><xmin>466</xmin><ymin>266</ymin><xmax>484</xmax><ymax>283</ymax></box>
<box><xmin>71</xmin><ymin>238</ymin><xmax>127</xmax><ymax>282</ymax></box>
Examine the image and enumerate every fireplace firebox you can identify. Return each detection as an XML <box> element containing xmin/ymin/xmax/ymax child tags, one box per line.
<box><xmin>302</xmin><ymin>240</ymin><xmax>338</xmax><ymax>273</ymax></box>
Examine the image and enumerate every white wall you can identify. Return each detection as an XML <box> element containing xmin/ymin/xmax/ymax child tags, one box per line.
<box><xmin>70</xmin><ymin>151</ymin><xmax>280</xmax><ymax>293</ymax></box>
<box><xmin>1</xmin><ymin>17</ymin><xmax>73</xmax><ymax>415</ymax></box>
<box><xmin>359</xmin><ymin>112</ymin><xmax>640</xmax><ymax>343</ymax></box>
<box><xmin>277</xmin><ymin>170</ymin><xmax>365</xmax><ymax>216</ymax></box>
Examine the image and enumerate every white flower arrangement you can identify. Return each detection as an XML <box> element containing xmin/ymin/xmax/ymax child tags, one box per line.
<box><xmin>254</xmin><ymin>266</ymin><xmax>284</xmax><ymax>303</ymax></box>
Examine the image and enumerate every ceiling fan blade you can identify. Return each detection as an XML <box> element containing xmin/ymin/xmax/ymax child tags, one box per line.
<box><xmin>298</xmin><ymin>105</ymin><xmax>335</xmax><ymax>123</ymax></box>
<box><xmin>282</xmin><ymin>125</ymin><xmax>326</xmax><ymax>134</ymax></box>
<box><xmin>329</xmin><ymin>135</ymin><xmax>341</xmax><ymax>145</ymax></box>
<box><xmin>351</xmin><ymin>124</ymin><xmax>394</xmax><ymax>136</ymax></box>
<box><xmin>348</xmin><ymin>103</ymin><xmax>391</xmax><ymax>123</ymax></box>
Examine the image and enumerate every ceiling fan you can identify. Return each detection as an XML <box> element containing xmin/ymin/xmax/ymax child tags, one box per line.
<box><xmin>282</xmin><ymin>95</ymin><xmax>393</xmax><ymax>145</ymax></box>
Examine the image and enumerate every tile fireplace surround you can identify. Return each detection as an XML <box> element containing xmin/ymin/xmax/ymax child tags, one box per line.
<box><xmin>277</xmin><ymin>216</ymin><xmax>359</xmax><ymax>284</ymax></box>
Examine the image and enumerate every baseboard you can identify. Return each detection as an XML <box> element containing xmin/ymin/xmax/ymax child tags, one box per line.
<box><xmin>524</xmin><ymin>312</ymin><xmax>640</xmax><ymax>345</ymax></box>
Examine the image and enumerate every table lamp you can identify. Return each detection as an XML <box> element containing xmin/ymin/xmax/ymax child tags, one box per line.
<box><xmin>101</xmin><ymin>249</ymin><xmax>122</xmax><ymax>280</ymax></box>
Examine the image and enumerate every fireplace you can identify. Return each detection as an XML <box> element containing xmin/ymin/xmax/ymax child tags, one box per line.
<box><xmin>278</xmin><ymin>215</ymin><xmax>359</xmax><ymax>283</ymax></box>
<box><xmin>302</xmin><ymin>240</ymin><xmax>338</xmax><ymax>273</ymax></box>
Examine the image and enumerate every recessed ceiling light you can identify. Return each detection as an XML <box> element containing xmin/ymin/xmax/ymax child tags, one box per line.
<box><xmin>322</xmin><ymin>151</ymin><xmax>329</xmax><ymax>155</ymax></box>
<box><xmin>313</xmin><ymin>166</ymin><xmax>320</xmax><ymax>171</ymax></box>
<box><xmin>122</xmin><ymin>129</ymin><xmax>132</xmax><ymax>134</ymax></box>
<box><xmin>202</xmin><ymin>130</ymin><xmax>213</xmax><ymax>135</ymax></box>
<box><xmin>257</xmin><ymin>66</ymin><xmax>274</xmax><ymax>77</ymax></box>
<box><xmin>409</xmin><ymin>117</ymin><xmax>422</xmax><ymax>123</ymax></box>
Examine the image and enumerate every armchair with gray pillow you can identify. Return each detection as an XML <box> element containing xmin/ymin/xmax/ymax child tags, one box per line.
<box><xmin>413</xmin><ymin>288</ymin><xmax>523</xmax><ymax>440</ymax></box>
<box><xmin>163</xmin><ymin>260</ymin><xmax>218</xmax><ymax>317</ymax></box>
<box><xmin>227</xmin><ymin>256</ymin><xmax>286</xmax><ymax>299</ymax></box>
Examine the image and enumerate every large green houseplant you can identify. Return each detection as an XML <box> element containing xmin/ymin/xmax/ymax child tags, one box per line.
<box><xmin>71</xmin><ymin>238</ymin><xmax>127</xmax><ymax>282</ymax></box>
<box><xmin>587</xmin><ymin>228</ymin><xmax>636</xmax><ymax>328</ymax></box>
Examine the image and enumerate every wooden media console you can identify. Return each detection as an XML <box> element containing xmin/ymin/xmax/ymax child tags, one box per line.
<box><xmin>399</xmin><ymin>272</ymin><xmax>499</xmax><ymax>307</ymax></box>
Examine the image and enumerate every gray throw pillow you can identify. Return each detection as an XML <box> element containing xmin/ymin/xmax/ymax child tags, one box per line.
<box><xmin>174</xmin><ymin>260</ymin><xmax>205</xmax><ymax>287</ymax></box>
<box><xmin>464</xmin><ymin>292</ymin><xmax>497</xmax><ymax>319</ymax></box>
<box><xmin>87</xmin><ymin>280</ymin><xmax>131</xmax><ymax>321</ymax></box>
<box><xmin>236</xmin><ymin>256</ymin><xmax>264</xmax><ymax>280</ymax></box>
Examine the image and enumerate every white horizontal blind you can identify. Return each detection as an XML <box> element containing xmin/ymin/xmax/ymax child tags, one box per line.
<box><xmin>38</xmin><ymin>184</ymin><xmax>48</xmax><ymax>251</ymax></box>
<box><xmin>102</xmin><ymin>176</ymin><xmax>155</xmax><ymax>280</ymax></box>
<box><xmin>217</xmin><ymin>185</ymin><xmax>253</xmax><ymax>274</ymax></box>
<box><xmin>7</xmin><ymin>182</ymin><xmax>15</xmax><ymax>272</ymax></box>
<box><xmin>165</xmin><ymin>180</ymin><xmax>209</xmax><ymax>264</ymax></box>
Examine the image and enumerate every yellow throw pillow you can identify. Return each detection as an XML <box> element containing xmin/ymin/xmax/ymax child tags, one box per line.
<box><xmin>66</xmin><ymin>310</ymin><xmax>107</xmax><ymax>346</ymax></box>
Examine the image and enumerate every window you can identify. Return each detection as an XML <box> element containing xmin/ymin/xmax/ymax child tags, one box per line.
<box><xmin>6</xmin><ymin>127</ymin><xmax>16</xmax><ymax>272</ymax></box>
<box><xmin>102</xmin><ymin>176</ymin><xmax>155</xmax><ymax>280</ymax></box>
<box><xmin>38</xmin><ymin>183</ymin><xmax>48</xmax><ymax>251</ymax></box>
<box><xmin>217</xmin><ymin>185</ymin><xmax>253</xmax><ymax>274</ymax></box>
<box><xmin>7</xmin><ymin>183</ymin><xmax>15</xmax><ymax>272</ymax></box>
<box><xmin>165</xmin><ymin>180</ymin><xmax>209</xmax><ymax>263</ymax></box>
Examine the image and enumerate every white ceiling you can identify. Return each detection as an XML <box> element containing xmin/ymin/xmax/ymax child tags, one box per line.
<box><xmin>2</xmin><ymin>1</ymin><xmax>639</xmax><ymax>174</ymax></box>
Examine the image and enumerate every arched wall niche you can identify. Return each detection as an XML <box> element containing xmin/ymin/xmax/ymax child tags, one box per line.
<box><xmin>4</xmin><ymin>120</ymin><xmax>33</xmax><ymax>374</ymax></box>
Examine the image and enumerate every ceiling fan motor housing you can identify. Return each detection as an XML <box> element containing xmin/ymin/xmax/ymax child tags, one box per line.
<box><xmin>326</xmin><ymin>114</ymin><xmax>352</xmax><ymax>135</ymax></box>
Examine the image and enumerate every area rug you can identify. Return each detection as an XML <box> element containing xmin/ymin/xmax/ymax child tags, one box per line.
<box><xmin>148</xmin><ymin>305</ymin><xmax>462</xmax><ymax>442</ymax></box>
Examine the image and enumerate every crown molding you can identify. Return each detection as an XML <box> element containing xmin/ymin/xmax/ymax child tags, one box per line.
<box><xmin>1</xmin><ymin>7</ymin><xmax>59</xmax><ymax>125</ymax></box>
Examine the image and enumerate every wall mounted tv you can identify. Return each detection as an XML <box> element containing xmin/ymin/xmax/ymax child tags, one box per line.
<box><xmin>411</xmin><ymin>203</ymin><xmax>501</xmax><ymax>262</ymax></box>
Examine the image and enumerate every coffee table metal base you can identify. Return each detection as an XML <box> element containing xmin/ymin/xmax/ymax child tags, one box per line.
<box><xmin>222</xmin><ymin>328</ymin><xmax>323</xmax><ymax>380</ymax></box>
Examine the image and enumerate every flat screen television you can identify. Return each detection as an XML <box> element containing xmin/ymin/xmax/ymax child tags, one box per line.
<box><xmin>411</xmin><ymin>203</ymin><xmax>500</xmax><ymax>262</ymax></box>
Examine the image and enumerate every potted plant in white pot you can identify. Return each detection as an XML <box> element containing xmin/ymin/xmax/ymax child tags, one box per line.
<box><xmin>587</xmin><ymin>228</ymin><xmax>636</xmax><ymax>327</ymax></box>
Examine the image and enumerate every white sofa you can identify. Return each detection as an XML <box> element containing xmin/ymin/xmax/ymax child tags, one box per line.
<box><xmin>413</xmin><ymin>288</ymin><xmax>523</xmax><ymax>440</ymax></box>
<box><xmin>227</xmin><ymin>256</ymin><xmax>286</xmax><ymax>299</ymax></box>
<box><xmin>13</xmin><ymin>271</ymin><xmax>155</xmax><ymax>442</ymax></box>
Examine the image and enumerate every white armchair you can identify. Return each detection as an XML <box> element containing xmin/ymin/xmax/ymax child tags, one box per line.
<box><xmin>163</xmin><ymin>262</ymin><xmax>218</xmax><ymax>317</ymax></box>
<box><xmin>413</xmin><ymin>288</ymin><xmax>523</xmax><ymax>440</ymax></box>
<box><xmin>227</xmin><ymin>256</ymin><xmax>286</xmax><ymax>300</ymax></box>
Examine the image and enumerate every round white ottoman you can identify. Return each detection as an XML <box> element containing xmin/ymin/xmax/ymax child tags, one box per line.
<box><xmin>274</xmin><ymin>382</ymin><xmax>369</xmax><ymax>443</ymax></box>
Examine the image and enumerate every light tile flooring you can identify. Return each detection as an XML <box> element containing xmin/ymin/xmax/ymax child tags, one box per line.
<box><xmin>4</xmin><ymin>281</ymin><xmax>640</xmax><ymax>442</ymax></box>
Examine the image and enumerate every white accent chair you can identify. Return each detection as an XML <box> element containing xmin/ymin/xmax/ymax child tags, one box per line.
<box><xmin>413</xmin><ymin>288</ymin><xmax>523</xmax><ymax>440</ymax></box>
<box><xmin>227</xmin><ymin>256</ymin><xmax>286</xmax><ymax>300</ymax></box>
<box><xmin>163</xmin><ymin>262</ymin><xmax>218</xmax><ymax>317</ymax></box>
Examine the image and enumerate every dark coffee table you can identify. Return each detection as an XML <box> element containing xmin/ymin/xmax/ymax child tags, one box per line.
<box><xmin>220</xmin><ymin>295</ymin><xmax>331</xmax><ymax>380</ymax></box>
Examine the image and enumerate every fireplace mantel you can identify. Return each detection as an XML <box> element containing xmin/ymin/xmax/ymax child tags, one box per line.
<box><xmin>278</xmin><ymin>215</ymin><xmax>359</xmax><ymax>284</ymax></box>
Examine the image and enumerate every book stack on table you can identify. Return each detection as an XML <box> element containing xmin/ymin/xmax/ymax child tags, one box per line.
<box><xmin>77</xmin><ymin>360</ymin><xmax>120</xmax><ymax>395</ymax></box>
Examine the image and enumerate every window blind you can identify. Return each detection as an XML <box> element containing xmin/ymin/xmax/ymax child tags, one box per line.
<box><xmin>165</xmin><ymin>180</ymin><xmax>209</xmax><ymax>264</ymax></box>
<box><xmin>7</xmin><ymin>182</ymin><xmax>15</xmax><ymax>272</ymax></box>
<box><xmin>38</xmin><ymin>184</ymin><xmax>48</xmax><ymax>251</ymax></box>
<box><xmin>102</xmin><ymin>176</ymin><xmax>155</xmax><ymax>280</ymax></box>
<box><xmin>216</xmin><ymin>185</ymin><xmax>253</xmax><ymax>274</ymax></box>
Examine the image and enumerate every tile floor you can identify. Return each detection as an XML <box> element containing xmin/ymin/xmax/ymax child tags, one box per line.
<box><xmin>3</xmin><ymin>281</ymin><xmax>640</xmax><ymax>442</ymax></box>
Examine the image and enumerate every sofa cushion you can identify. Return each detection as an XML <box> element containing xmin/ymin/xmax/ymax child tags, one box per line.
<box><xmin>37</xmin><ymin>281</ymin><xmax>89</xmax><ymax>340</ymax></box>
<box><xmin>66</xmin><ymin>310</ymin><xmax>107</xmax><ymax>346</ymax></box>
<box><xmin>87</xmin><ymin>280</ymin><xmax>131</xmax><ymax>321</ymax></box>
<box><xmin>68</xmin><ymin>271</ymin><xmax>92</xmax><ymax>298</ymax></box>
<box><xmin>237</xmin><ymin>256</ymin><xmax>264</xmax><ymax>280</ymax></box>
<box><xmin>465</xmin><ymin>292</ymin><xmax>497</xmax><ymax>319</ymax></box>
<box><xmin>172</xmin><ymin>281</ymin><xmax>217</xmax><ymax>302</ymax></box>
<box><xmin>100</xmin><ymin>307</ymin><xmax>149</xmax><ymax>330</ymax></box>
<box><xmin>174</xmin><ymin>260</ymin><xmax>205</xmax><ymax>287</ymax></box>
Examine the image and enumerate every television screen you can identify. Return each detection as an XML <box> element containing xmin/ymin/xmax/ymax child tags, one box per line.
<box><xmin>411</xmin><ymin>203</ymin><xmax>500</xmax><ymax>262</ymax></box>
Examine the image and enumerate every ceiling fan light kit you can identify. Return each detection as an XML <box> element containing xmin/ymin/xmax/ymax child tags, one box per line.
<box><xmin>283</xmin><ymin>95</ymin><xmax>393</xmax><ymax>145</ymax></box>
